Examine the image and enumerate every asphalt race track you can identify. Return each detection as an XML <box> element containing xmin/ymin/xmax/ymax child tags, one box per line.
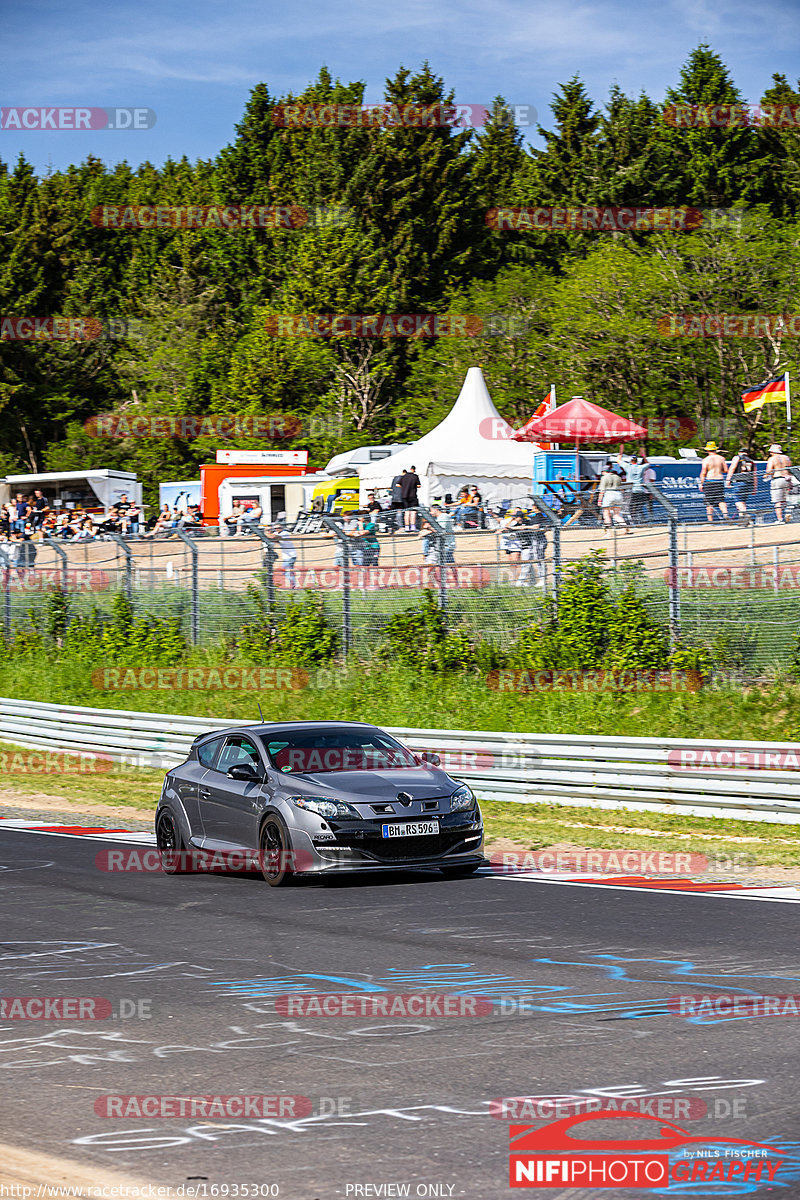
<box><xmin>1</xmin><ymin>827</ymin><xmax>799</xmax><ymax>1198</ymax></box>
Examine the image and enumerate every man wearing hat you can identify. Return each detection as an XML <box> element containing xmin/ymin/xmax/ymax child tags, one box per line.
<box><xmin>725</xmin><ymin>447</ymin><xmax>757</xmax><ymax>525</ymax></box>
<box><xmin>699</xmin><ymin>442</ymin><xmax>729</xmax><ymax>522</ymax></box>
<box><xmin>765</xmin><ymin>443</ymin><xmax>793</xmax><ymax>523</ymax></box>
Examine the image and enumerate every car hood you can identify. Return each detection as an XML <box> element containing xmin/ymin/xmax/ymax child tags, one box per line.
<box><xmin>276</xmin><ymin>766</ymin><xmax>456</xmax><ymax>800</ymax></box>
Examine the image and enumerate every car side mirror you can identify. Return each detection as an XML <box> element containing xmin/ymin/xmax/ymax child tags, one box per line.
<box><xmin>228</xmin><ymin>762</ymin><xmax>260</xmax><ymax>781</ymax></box>
<box><xmin>418</xmin><ymin>752</ymin><xmax>440</xmax><ymax>766</ymax></box>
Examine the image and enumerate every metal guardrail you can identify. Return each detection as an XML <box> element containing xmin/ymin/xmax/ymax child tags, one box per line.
<box><xmin>1</xmin><ymin>698</ymin><xmax>799</xmax><ymax>826</ymax></box>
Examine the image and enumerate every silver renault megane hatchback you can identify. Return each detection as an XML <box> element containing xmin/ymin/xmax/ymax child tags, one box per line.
<box><xmin>155</xmin><ymin>721</ymin><xmax>485</xmax><ymax>885</ymax></box>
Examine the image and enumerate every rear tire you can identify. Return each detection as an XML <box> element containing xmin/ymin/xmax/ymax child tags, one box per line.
<box><xmin>155</xmin><ymin>811</ymin><xmax>188</xmax><ymax>874</ymax></box>
<box><xmin>260</xmin><ymin>817</ymin><xmax>296</xmax><ymax>887</ymax></box>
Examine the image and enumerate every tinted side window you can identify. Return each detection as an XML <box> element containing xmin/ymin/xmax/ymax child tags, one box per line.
<box><xmin>217</xmin><ymin>736</ymin><xmax>262</xmax><ymax>772</ymax></box>
<box><xmin>197</xmin><ymin>738</ymin><xmax>222</xmax><ymax>769</ymax></box>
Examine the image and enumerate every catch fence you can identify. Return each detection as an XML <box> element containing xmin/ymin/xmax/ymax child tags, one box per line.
<box><xmin>3</xmin><ymin>486</ymin><xmax>800</xmax><ymax>671</ymax></box>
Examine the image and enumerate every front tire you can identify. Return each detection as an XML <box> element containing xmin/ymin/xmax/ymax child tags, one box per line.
<box><xmin>155</xmin><ymin>810</ymin><xmax>188</xmax><ymax>874</ymax></box>
<box><xmin>259</xmin><ymin>817</ymin><xmax>296</xmax><ymax>887</ymax></box>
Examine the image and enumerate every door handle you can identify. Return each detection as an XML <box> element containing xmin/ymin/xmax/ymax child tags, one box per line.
<box><xmin>199</xmin><ymin>789</ymin><xmax>211</xmax><ymax>799</ymax></box>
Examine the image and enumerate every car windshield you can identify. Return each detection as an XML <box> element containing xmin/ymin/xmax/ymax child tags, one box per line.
<box><xmin>260</xmin><ymin>728</ymin><xmax>419</xmax><ymax>774</ymax></box>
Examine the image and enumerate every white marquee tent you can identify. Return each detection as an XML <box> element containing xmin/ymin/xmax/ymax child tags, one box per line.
<box><xmin>359</xmin><ymin>366</ymin><xmax>536</xmax><ymax>506</ymax></box>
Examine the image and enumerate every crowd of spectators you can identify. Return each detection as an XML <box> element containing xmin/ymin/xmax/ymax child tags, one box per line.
<box><xmin>0</xmin><ymin>490</ymin><xmax>204</xmax><ymax>549</ymax></box>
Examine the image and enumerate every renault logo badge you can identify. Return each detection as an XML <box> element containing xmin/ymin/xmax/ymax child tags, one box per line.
<box><xmin>396</xmin><ymin>791</ymin><xmax>413</xmax><ymax>806</ymax></box>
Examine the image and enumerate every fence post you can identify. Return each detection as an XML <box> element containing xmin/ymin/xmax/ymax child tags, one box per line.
<box><xmin>107</xmin><ymin>533</ymin><xmax>133</xmax><ymax>605</ymax></box>
<box><xmin>321</xmin><ymin>516</ymin><xmax>351</xmax><ymax>659</ymax></box>
<box><xmin>530</xmin><ymin>496</ymin><xmax>561</xmax><ymax>615</ymax></box>
<box><xmin>44</xmin><ymin>534</ymin><xmax>69</xmax><ymax>596</ymax></box>
<box><xmin>249</xmin><ymin>525</ymin><xmax>277</xmax><ymax>608</ymax></box>
<box><xmin>2</xmin><ymin>564</ymin><xmax>9</xmax><ymax>636</ymax></box>
<box><xmin>416</xmin><ymin>504</ymin><xmax>448</xmax><ymax>617</ymax></box>
<box><xmin>645</xmin><ymin>482</ymin><xmax>680</xmax><ymax>646</ymax></box>
<box><xmin>176</xmin><ymin>530</ymin><xmax>199</xmax><ymax>645</ymax></box>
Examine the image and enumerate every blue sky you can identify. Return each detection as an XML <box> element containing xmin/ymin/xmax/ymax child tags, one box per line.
<box><xmin>3</xmin><ymin>0</ymin><xmax>799</xmax><ymax>175</ymax></box>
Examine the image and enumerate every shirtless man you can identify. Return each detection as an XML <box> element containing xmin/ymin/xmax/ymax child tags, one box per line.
<box><xmin>764</xmin><ymin>443</ymin><xmax>793</xmax><ymax>523</ymax></box>
<box><xmin>698</xmin><ymin>441</ymin><xmax>729</xmax><ymax>522</ymax></box>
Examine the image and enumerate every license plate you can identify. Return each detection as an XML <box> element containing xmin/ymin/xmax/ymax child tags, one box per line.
<box><xmin>381</xmin><ymin>820</ymin><xmax>439</xmax><ymax>838</ymax></box>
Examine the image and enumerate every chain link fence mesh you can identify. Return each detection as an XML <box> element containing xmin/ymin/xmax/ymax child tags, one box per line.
<box><xmin>3</xmin><ymin>490</ymin><xmax>799</xmax><ymax>673</ymax></box>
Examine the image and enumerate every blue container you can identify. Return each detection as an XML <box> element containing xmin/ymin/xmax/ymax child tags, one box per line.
<box><xmin>531</xmin><ymin>451</ymin><xmax>584</xmax><ymax>498</ymax></box>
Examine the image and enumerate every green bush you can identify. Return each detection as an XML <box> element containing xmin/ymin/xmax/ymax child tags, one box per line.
<box><xmin>238</xmin><ymin>589</ymin><xmax>338</xmax><ymax>666</ymax></box>
<box><xmin>508</xmin><ymin>551</ymin><xmax>670</xmax><ymax>672</ymax></box>
<box><xmin>377</xmin><ymin>590</ymin><xmax>481</xmax><ymax>672</ymax></box>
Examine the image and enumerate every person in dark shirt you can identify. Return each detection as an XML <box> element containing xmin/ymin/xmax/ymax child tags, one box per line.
<box><xmin>13</xmin><ymin>493</ymin><xmax>30</xmax><ymax>533</ymax></box>
<box><xmin>30</xmin><ymin>490</ymin><xmax>49</xmax><ymax>530</ymax></box>
<box><xmin>390</xmin><ymin>474</ymin><xmax>405</xmax><ymax>509</ymax></box>
<box><xmin>400</xmin><ymin>465</ymin><xmax>421</xmax><ymax>531</ymax></box>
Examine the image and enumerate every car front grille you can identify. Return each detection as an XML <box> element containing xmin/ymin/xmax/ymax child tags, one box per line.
<box><xmin>335</xmin><ymin>829</ymin><xmax>471</xmax><ymax>861</ymax></box>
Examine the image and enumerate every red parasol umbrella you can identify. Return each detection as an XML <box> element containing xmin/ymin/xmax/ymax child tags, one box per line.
<box><xmin>513</xmin><ymin>396</ymin><xmax>647</xmax><ymax>444</ymax></box>
<box><xmin>513</xmin><ymin>396</ymin><xmax>647</xmax><ymax>493</ymax></box>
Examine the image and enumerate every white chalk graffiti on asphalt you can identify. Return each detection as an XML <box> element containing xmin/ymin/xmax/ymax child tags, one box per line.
<box><xmin>0</xmin><ymin>1020</ymin><xmax>439</xmax><ymax>1070</ymax></box>
<box><xmin>0</xmin><ymin>940</ymin><xmax>214</xmax><ymax>982</ymax></box>
<box><xmin>69</xmin><ymin>1079</ymin><xmax>770</xmax><ymax>1152</ymax></box>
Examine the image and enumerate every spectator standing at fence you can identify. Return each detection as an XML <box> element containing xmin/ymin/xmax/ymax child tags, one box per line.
<box><xmin>699</xmin><ymin>442</ymin><xmax>730</xmax><ymax>522</ymax></box>
<box><xmin>765</xmin><ymin>443</ymin><xmax>792</xmax><ymax>524</ymax></box>
<box><xmin>726</xmin><ymin>447</ymin><xmax>757</xmax><ymax>525</ymax></box>
<box><xmin>400</xmin><ymin>465</ymin><xmax>420</xmax><ymax>530</ymax></box>
<box><xmin>619</xmin><ymin>454</ymin><xmax>649</xmax><ymax>525</ymax></box>
<box><xmin>366</xmin><ymin>491</ymin><xmax>383</xmax><ymax>518</ymax></box>
<box><xmin>124</xmin><ymin>501</ymin><xmax>142</xmax><ymax>535</ymax></box>
<box><xmin>390</xmin><ymin>472</ymin><xmax>405</xmax><ymax>511</ymax></box>
<box><xmin>267</xmin><ymin>523</ymin><xmax>297</xmax><ymax>588</ymax></box>
<box><xmin>29</xmin><ymin>489</ymin><xmax>49</xmax><ymax>530</ymax></box>
<box><xmin>13</xmin><ymin>493</ymin><xmax>30</xmax><ymax>533</ymax></box>
<box><xmin>238</xmin><ymin>502</ymin><xmax>262</xmax><ymax>535</ymax></box>
<box><xmin>515</xmin><ymin>513</ymin><xmax>547</xmax><ymax>587</ymax></box>
<box><xmin>500</xmin><ymin>508</ymin><xmax>524</xmax><ymax>563</ymax></box>
<box><xmin>221</xmin><ymin>501</ymin><xmax>243</xmax><ymax>537</ymax></box>
<box><xmin>358</xmin><ymin>514</ymin><xmax>380</xmax><ymax>566</ymax></box>
<box><xmin>13</xmin><ymin>532</ymin><xmax>36</xmax><ymax>580</ymax></box>
<box><xmin>429</xmin><ymin>503</ymin><xmax>456</xmax><ymax>564</ymax></box>
<box><xmin>598</xmin><ymin>462</ymin><xmax>630</xmax><ymax>534</ymax></box>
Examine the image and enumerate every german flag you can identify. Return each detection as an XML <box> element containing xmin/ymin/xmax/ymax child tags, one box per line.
<box><xmin>742</xmin><ymin>376</ymin><xmax>788</xmax><ymax>414</ymax></box>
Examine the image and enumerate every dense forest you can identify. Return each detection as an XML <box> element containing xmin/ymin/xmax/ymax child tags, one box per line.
<box><xmin>1</xmin><ymin>44</ymin><xmax>799</xmax><ymax>503</ymax></box>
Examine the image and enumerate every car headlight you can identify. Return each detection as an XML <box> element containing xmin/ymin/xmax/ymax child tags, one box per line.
<box><xmin>289</xmin><ymin>796</ymin><xmax>360</xmax><ymax>820</ymax></box>
<box><xmin>450</xmin><ymin>785</ymin><xmax>476</xmax><ymax>812</ymax></box>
